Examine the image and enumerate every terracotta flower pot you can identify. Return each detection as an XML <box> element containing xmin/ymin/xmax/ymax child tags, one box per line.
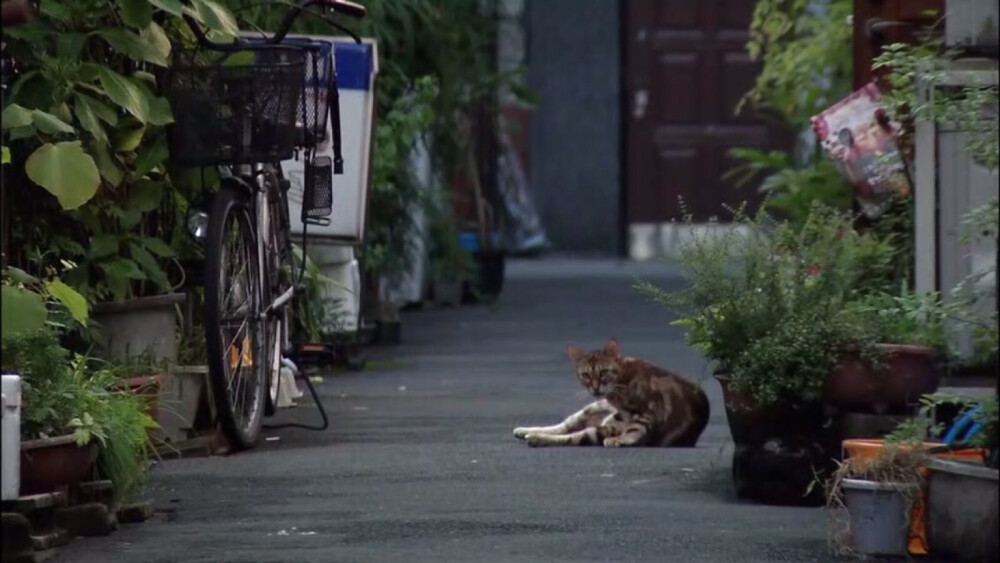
<box><xmin>827</xmin><ymin>344</ymin><xmax>943</xmax><ymax>414</ymax></box>
<box><xmin>20</xmin><ymin>435</ymin><xmax>98</xmax><ymax>496</ymax></box>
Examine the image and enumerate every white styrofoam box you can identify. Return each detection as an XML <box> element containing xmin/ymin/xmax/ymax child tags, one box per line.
<box><xmin>2</xmin><ymin>374</ymin><xmax>21</xmax><ymax>501</ymax></box>
<box><xmin>284</xmin><ymin>36</ymin><xmax>379</xmax><ymax>244</ymax></box>
<box><xmin>307</xmin><ymin>242</ymin><xmax>361</xmax><ymax>334</ymax></box>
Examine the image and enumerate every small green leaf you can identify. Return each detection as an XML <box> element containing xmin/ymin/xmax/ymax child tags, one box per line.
<box><xmin>92</xmin><ymin>143</ymin><xmax>125</xmax><ymax>187</ymax></box>
<box><xmin>132</xmin><ymin>137</ymin><xmax>168</xmax><ymax>177</ymax></box>
<box><xmin>114</xmin><ymin>122</ymin><xmax>146</xmax><ymax>152</ymax></box>
<box><xmin>4</xmin><ymin>267</ymin><xmax>37</xmax><ymax>284</ymax></box>
<box><xmin>141</xmin><ymin>236</ymin><xmax>175</xmax><ymax>257</ymax></box>
<box><xmin>1</xmin><ymin>146</ymin><xmax>9</xmax><ymax>165</ymax></box>
<box><xmin>148</xmin><ymin>0</ymin><xmax>184</xmax><ymax>17</ymax></box>
<box><xmin>1</xmin><ymin>104</ymin><xmax>34</xmax><ymax>129</ymax></box>
<box><xmin>1</xmin><ymin>285</ymin><xmax>48</xmax><ymax>339</ymax></box>
<box><xmin>129</xmin><ymin>243</ymin><xmax>169</xmax><ymax>288</ymax></box>
<box><xmin>146</xmin><ymin>96</ymin><xmax>174</xmax><ymax>126</ymax></box>
<box><xmin>73</xmin><ymin>93</ymin><xmax>108</xmax><ymax>144</ymax></box>
<box><xmin>45</xmin><ymin>279</ymin><xmax>89</xmax><ymax>324</ymax></box>
<box><xmin>24</xmin><ymin>142</ymin><xmax>101</xmax><ymax>210</ymax></box>
<box><xmin>118</xmin><ymin>0</ymin><xmax>153</xmax><ymax>28</ymax></box>
<box><xmin>8</xmin><ymin>126</ymin><xmax>33</xmax><ymax>141</ymax></box>
<box><xmin>89</xmin><ymin>234</ymin><xmax>119</xmax><ymax>259</ymax></box>
<box><xmin>96</xmin><ymin>67</ymin><xmax>151</xmax><ymax>124</ymax></box>
<box><xmin>75</xmin><ymin>92</ymin><xmax>118</xmax><ymax>126</ymax></box>
<box><xmin>56</xmin><ymin>33</ymin><xmax>88</xmax><ymax>59</ymax></box>
<box><xmin>31</xmin><ymin>109</ymin><xmax>75</xmax><ymax>135</ymax></box>
<box><xmin>192</xmin><ymin>0</ymin><xmax>238</xmax><ymax>36</ymax></box>
<box><xmin>101</xmin><ymin>258</ymin><xmax>147</xmax><ymax>281</ymax></box>
<box><xmin>141</xmin><ymin>22</ymin><xmax>171</xmax><ymax>65</ymax></box>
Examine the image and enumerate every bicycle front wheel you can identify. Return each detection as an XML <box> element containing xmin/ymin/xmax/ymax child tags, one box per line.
<box><xmin>204</xmin><ymin>185</ymin><xmax>267</xmax><ymax>449</ymax></box>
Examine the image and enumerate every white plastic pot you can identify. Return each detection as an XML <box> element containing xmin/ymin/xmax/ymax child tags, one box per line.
<box><xmin>842</xmin><ymin>478</ymin><xmax>919</xmax><ymax>556</ymax></box>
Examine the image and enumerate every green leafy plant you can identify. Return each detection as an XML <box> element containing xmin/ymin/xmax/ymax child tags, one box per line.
<box><xmin>290</xmin><ymin>245</ymin><xmax>351</xmax><ymax>343</ymax></box>
<box><xmin>728</xmin><ymin>0</ymin><xmax>855</xmax><ymax>228</ymax></box>
<box><xmin>2</xmin><ymin>0</ymin><xmax>238</xmax><ymax>303</ymax></box>
<box><xmin>874</xmin><ymin>40</ymin><xmax>998</xmax><ymax>171</ymax></box>
<box><xmin>885</xmin><ymin>392</ymin><xmax>999</xmax><ymax>468</ymax></box>
<box><xmin>638</xmin><ymin>202</ymin><xmax>898</xmax><ymax>406</ymax></box>
<box><xmin>1</xmin><ymin>262</ymin><xmax>89</xmax><ymax>339</ymax></box>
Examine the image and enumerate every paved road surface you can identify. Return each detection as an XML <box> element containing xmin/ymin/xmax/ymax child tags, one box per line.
<box><xmin>56</xmin><ymin>258</ymin><xmax>842</xmax><ymax>563</ymax></box>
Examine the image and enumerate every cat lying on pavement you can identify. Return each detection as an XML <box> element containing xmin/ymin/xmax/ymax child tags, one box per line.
<box><xmin>513</xmin><ymin>339</ymin><xmax>710</xmax><ymax>448</ymax></box>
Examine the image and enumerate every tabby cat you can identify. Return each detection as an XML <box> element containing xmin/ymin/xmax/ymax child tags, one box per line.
<box><xmin>513</xmin><ymin>339</ymin><xmax>710</xmax><ymax>448</ymax></box>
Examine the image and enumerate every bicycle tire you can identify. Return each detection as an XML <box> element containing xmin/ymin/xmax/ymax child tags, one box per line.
<box><xmin>205</xmin><ymin>185</ymin><xmax>267</xmax><ymax>449</ymax></box>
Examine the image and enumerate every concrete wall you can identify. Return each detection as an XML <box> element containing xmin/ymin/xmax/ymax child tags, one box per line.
<box><xmin>526</xmin><ymin>0</ymin><xmax>621</xmax><ymax>255</ymax></box>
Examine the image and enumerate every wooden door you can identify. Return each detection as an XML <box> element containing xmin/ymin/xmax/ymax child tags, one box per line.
<box><xmin>623</xmin><ymin>1</ymin><xmax>792</xmax><ymax>224</ymax></box>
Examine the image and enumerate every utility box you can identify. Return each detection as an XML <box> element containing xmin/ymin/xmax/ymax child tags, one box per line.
<box><xmin>2</xmin><ymin>373</ymin><xmax>21</xmax><ymax>501</ymax></box>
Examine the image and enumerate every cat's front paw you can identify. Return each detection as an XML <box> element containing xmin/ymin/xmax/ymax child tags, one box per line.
<box><xmin>603</xmin><ymin>437</ymin><xmax>623</xmax><ymax>448</ymax></box>
<box><xmin>513</xmin><ymin>427</ymin><xmax>531</xmax><ymax>440</ymax></box>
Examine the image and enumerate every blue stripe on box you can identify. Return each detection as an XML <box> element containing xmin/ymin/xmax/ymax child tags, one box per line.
<box><xmin>334</xmin><ymin>42</ymin><xmax>372</xmax><ymax>91</ymax></box>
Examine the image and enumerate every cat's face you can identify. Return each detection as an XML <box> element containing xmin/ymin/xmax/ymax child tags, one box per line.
<box><xmin>567</xmin><ymin>339</ymin><xmax>623</xmax><ymax>397</ymax></box>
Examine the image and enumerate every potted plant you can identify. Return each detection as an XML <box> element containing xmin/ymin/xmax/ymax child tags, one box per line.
<box><xmin>826</xmin><ymin>444</ymin><xmax>925</xmax><ymax>557</ymax></box>
<box><xmin>914</xmin><ymin>393</ymin><xmax>999</xmax><ymax>561</ymax></box>
<box><xmin>427</xmin><ymin>197</ymin><xmax>476</xmax><ymax>308</ymax></box>
<box><xmin>638</xmin><ymin>203</ymin><xmax>899</xmax><ymax>504</ymax></box>
<box><xmin>2</xmin><ymin>329</ymin><xmax>101</xmax><ymax>497</ymax></box>
<box><xmin>827</xmin><ymin>289</ymin><xmax>950</xmax><ymax>414</ymax></box>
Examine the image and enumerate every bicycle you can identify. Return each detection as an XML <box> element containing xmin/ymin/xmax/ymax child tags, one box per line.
<box><xmin>165</xmin><ymin>0</ymin><xmax>366</xmax><ymax>449</ymax></box>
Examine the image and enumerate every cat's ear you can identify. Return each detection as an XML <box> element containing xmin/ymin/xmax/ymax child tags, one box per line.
<box><xmin>604</xmin><ymin>338</ymin><xmax>621</xmax><ymax>356</ymax></box>
<box><xmin>566</xmin><ymin>345</ymin><xmax>583</xmax><ymax>363</ymax></box>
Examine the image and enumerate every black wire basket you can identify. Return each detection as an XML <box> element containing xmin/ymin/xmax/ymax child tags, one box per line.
<box><xmin>164</xmin><ymin>45</ymin><xmax>305</xmax><ymax>166</ymax></box>
<box><xmin>288</xmin><ymin>39</ymin><xmax>334</xmax><ymax>147</ymax></box>
<box><xmin>302</xmin><ymin>155</ymin><xmax>333</xmax><ymax>226</ymax></box>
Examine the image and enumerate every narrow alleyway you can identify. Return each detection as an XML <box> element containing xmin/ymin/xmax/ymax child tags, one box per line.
<box><xmin>56</xmin><ymin>259</ymin><xmax>838</xmax><ymax>563</ymax></box>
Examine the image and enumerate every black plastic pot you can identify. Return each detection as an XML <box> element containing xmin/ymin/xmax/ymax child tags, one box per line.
<box><xmin>463</xmin><ymin>250</ymin><xmax>506</xmax><ymax>304</ymax></box>
<box><xmin>716</xmin><ymin>374</ymin><xmax>837</xmax><ymax>506</ymax></box>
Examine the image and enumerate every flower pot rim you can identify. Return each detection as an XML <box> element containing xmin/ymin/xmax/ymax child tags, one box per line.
<box><xmin>873</xmin><ymin>343</ymin><xmax>941</xmax><ymax>356</ymax></box>
<box><xmin>20</xmin><ymin>434</ymin><xmax>84</xmax><ymax>450</ymax></box>
<box><xmin>841</xmin><ymin>477</ymin><xmax>921</xmax><ymax>492</ymax></box>
<box><xmin>925</xmin><ymin>457</ymin><xmax>999</xmax><ymax>481</ymax></box>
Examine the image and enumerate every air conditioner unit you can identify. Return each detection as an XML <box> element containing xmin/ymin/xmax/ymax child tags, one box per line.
<box><xmin>946</xmin><ymin>0</ymin><xmax>999</xmax><ymax>54</ymax></box>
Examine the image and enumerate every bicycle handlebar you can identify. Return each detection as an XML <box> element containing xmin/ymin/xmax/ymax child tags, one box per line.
<box><xmin>183</xmin><ymin>0</ymin><xmax>365</xmax><ymax>51</ymax></box>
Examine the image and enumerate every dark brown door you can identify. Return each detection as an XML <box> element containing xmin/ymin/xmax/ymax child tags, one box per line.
<box><xmin>623</xmin><ymin>1</ymin><xmax>792</xmax><ymax>224</ymax></box>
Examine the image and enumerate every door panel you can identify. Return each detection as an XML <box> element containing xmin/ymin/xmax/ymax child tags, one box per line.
<box><xmin>624</xmin><ymin>0</ymin><xmax>793</xmax><ymax>223</ymax></box>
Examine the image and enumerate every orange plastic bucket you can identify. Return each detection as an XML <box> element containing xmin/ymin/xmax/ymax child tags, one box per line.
<box><xmin>842</xmin><ymin>439</ymin><xmax>986</xmax><ymax>555</ymax></box>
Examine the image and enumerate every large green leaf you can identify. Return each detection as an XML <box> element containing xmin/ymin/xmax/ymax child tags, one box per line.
<box><xmin>96</xmin><ymin>28</ymin><xmax>168</xmax><ymax>67</ymax></box>
<box><xmin>118</xmin><ymin>0</ymin><xmax>153</xmax><ymax>28</ymax></box>
<box><xmin>45</xmin><ymin>279</ymin><xmax>89</xmax><ymax>324</ymax></box>
<box><xmin>1</xmin><ymin>104</ymin><xmax>33</xmax><ymax>129</ymax></box>
<box><xmin>129</xmin><ymin>179</ymin><xmax>164</xmax><ymax>212</ymax></box>
<box><xmin>31</xmin><ymin>109</ymin><xmax>75</xmax><ymax>135</ymax></box>
<box><xmin>192</xmin><ymin>0</ymin><xmax>238</xmax><ymax>36</ymax></box>
<box><xmin>1</xmin><ymin>285</ymin><xmax>48</xmax><ymax>340</ymax></box>
<box><xmin>24</xmin><ymin>142</ymin><xmax>101</xmax><ymax>210</ymax></box>
<box><xmin>56</xmin><ymin>33</ymin><xmax>88</xmax><ymax>59</ymax></box>
<box><xmin>96</xmin><ymin>67</ymin><xmax>153</xmax><ymax>124</ymax></box>
<box><xmin>75</xmin><ymin>92</ymin><xmax>119</xmax><ymax>126</ymax></box>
